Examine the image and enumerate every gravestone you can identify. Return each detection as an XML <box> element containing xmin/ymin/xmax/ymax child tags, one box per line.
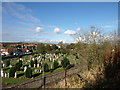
<box><xmin>34</xmin><ymin>64</ymin><xmax>36</xmax><ymax>68</ymax></box>
<box><xmin>37</xmin><ymin>64</ymin><xmax>39</xmax><ymax>68</ymax></box>
<box><xmin>1</xmin><ymin>69</ymin><xmax>3</xmax><ymax>77</ymax></box>
<box><xmin>29</xmin><ymin>64</ymin><xmax>31</xmax><ymax>67</ymax></box>
<box><xmin>7</xmin><ymin>73</ymin><xmax>9</xmax><ymax>78</ymax></box>
<box><xmin>24</xmin><ymin>66</ymin><xmax>27</xmax><ymax>72</ymax></box>
<box><xmin>39</xmin><ymin>69</ymin><xmax>42</xmax><ymax>73</ymax></box>
<box><xmin>3</xmin><ymin>64</ymin><xmax>5</xmax><ymax>67</ymax></box>
<box><xmin>9</xmin><ymin>65</ymin><xmax>12</xmax><ymax>68</ymax></box>
<box><xmin>32</xmin><ymin>58</ymin><xmax>35</xmax><ymax>60</ymax></box>
<box><xmin>14</xmin><ymin>72</ymin><xmax>17</xmax><ymax>78</ymax></box>
<box><xmin>5</xmin><ymin>73</ymin><xmax>7</xmax><ymax>77</ymax></box>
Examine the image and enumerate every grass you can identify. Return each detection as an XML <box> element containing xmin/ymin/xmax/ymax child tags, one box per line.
<box><xmin>2</xmin><ymin>78</ymin><xmax>29</xmax><ymax>85</ymax></box>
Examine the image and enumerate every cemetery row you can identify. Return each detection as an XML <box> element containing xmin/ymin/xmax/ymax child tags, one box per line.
<box><xmin>1</xmin><ymin>53</ymin><xmax>75</xmax><ymax>79</ymax></box>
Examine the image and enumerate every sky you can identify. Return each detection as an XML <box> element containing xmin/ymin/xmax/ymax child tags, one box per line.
<box><xmin>2</xmin><ymin>2</ymin><xmax>118</xmax><ymax>43</ymax></box>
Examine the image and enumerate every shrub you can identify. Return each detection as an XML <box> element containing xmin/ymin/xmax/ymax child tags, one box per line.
<box><xmin>53</xmin><ymin>61</ymin><xmax>59</xmax><ymax>69</ymax></box>
<box><xmin>19</xmin><ymin>60</ymin><xmax>22</xmax><ymax>67</ymax></box>
<box><xmin>9</xmin><ymin>67</ymin><xmax>16</xmax><ymax>77</ymax></box>
<box><xmin>43</xmin><ymin>63</ymin><xmax>49</xmax><ymax>72</ymax></box>
<box><xmin>61</xmin><ymin>57</ymin><xmax>70</xmax><ymax>69</ymax></box>
<box><xmin>15</xmin><ymin>62</ymin><xmax>21</xmax><ymax>71</ymax></box>
<box><xmin>5</xmin><ymin>60</ymin><xmax>10</xmax><ymax>67</ymax></box>
<box><xmin>25</xmin><ymin>67</ymin><xmax>32</xmax><ymax>78</ymax></box>
<box><xmin>30</xmin><ymin>60</ymin><xmax>34</xmax><ymax>67</ymax></box>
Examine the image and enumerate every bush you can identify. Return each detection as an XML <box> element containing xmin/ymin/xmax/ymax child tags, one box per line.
<box><xmin>15</xmin><ymin>62</ymin><xmax>21</xmax><ymax>71</ymax></box>
<box><xmin>9</xmin><ymin>67</ymin><xmax>16</xmax><ymax>77</ymax></box>
<box><xmin>25</xmin><ymin>67</ymin><xmax>32</xmax><ymax>78</ymax></box>
<box><xmin>43</xmin><ymin>63</ymin><xmax>49</xmax><ymax>72</ymax></box>
<box><xmin>53</xmin><ymin>61</ymin><xmax>59</xmax><ymax>69</ymax></box>
<box><xmin>5</xmin><ymin>60</ymin><xmax>10</xmax><ymax>67</ymax></box>
<box><xmin>61</xmin><ymin>57</ymin><xmax>70</xmax><ymax>69</ymax></box>
<box><xmin>30</xmin><ymin>60</ymin><xmax>34</xmax><ymax>67</ymax></box>
<box><xmin>19</xmin><ymin>60</ymin><xmax>22</xmax><ymax>67</ymax></box>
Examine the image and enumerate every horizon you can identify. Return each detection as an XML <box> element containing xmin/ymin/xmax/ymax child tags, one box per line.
<box><xmin>2</xmin><ymin>2</ymin><xmax>118</xmax><ymax>43</ymax></box>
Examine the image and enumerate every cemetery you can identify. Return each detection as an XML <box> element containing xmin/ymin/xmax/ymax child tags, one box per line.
<box><xmin>1</xmin><ymin>52</ymin><xmax>80</xmax><ymax>86</ymax></box>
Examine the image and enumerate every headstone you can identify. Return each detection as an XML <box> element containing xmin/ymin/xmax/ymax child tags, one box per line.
<box><xmin>34</xmin><ymin>69</ymin><xmax>37</xmax><ymax>73</ymax></box>
<box><xmin>20</xmin><ymin>58</ymin><xmax>22</xmax><ymax>61</ymax></box>
<box><xmin>39</xmin><ymin>70</ymin><xmax>42</xmax><ymax>73</ymax></box>
<box><xmin>3</xmin><ymin>64</ymin><xmax>5</xmax><ymax>67</ymax></box>
<box><xmin>14</xmin><ymin>72</ymin><xmax>17</xmax><ymax>78</ymax></box>
<box><xmin>9</xmin><ymin>65</ymin><xmax>12</xmax><ymax>68</ymax></box>
<box><xmin>24</xmin><ymin>66</ymin><xmax>27</xmax><ymax>72</ymax></box>
<box><xmin>29</xmin><ymin>64</ymin><xmax>31</xmax><ymax>67</ymax></box>
<box><xmin>5</xmin><ymin>73</ymin><xmax>7</xmax><ymax>77</ymax></box>
<box><xmin>37</xmin><ymin>64</ymin><xmax>39</xmax><ymax>68</ymax></box>
<box><xmin>8</xmin><ymin>73</ymin><xmax>9</xmax><ymax>78</ymax></box>
<box><xmin>34</xmin><ymin>64</ymin><xmax>36</xmax><ymax>67</ymax></box>
<box><xmin>1</xmin><ymin>69</ymin><xmax>3</xmax><ymax>77</ymax></box>
<box><xmin>32</xmin><ymin>58</ymin><xmax>35</xmax><ymax>60</ymax></box>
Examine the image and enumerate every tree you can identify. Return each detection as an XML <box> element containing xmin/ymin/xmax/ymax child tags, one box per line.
<box><xmin>5</xmin><ymin>60</ymin><xmax>10</xmax><ymax>67</ymax></box>
<box><xmin>25</xmin><ymin>67</ymin><xmax>32</xmax><ymax>78</ymax></box>
<box><xmin>61</xmin><ymin>57</ymin><xmax>70</xmax><ymax>69</ymax></box>
<box><xmin>43</xmin><ymin>63</ymin><xmax>49</xmax><ymax>72</ymax></box>
<box><xmin>30</xmin><ymin>60</ymin><xmax>34</xmax><ymax>67</ymax></box>
<box><xmin>61</xmin><ymin>57</ymin><xmax>70</xmax><ymax>87</ymax></box>
<box><xmin>9</xmin><ymin>67</ymin><xmax>16</xmax><ymax>77</ymax></box>
<box><xmin>53</xmin><ymin>61</ymin><xmax>59</xmax><ymax>69</ymax></box>
<box><xmin>19</xmin><ymin>60</ymin><xmax>22</xmax><ymax>67</ymax></box>
<box><xmin>15</xmin><ymin>62</ymin><xmax>21</xmax><ymax>71</ymax></box>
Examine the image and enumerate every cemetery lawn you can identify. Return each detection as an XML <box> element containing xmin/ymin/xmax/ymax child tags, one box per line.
<box><xmin>2</xmin><ymin>78</ymin><xmax>30</xmax><ymax>85</ymax></box>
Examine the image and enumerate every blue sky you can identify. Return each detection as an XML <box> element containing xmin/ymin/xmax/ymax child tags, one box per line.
<box><xmin>2</xmin><ymin>2</ymin><xmax>118</xmax><ymax>43</ymax></box>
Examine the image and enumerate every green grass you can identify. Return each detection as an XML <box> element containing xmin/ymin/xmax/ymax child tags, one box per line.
<box><xmin>2</xmin><ymin>78</ymin><xmax>29</xmax><ymax>85</ymax></box>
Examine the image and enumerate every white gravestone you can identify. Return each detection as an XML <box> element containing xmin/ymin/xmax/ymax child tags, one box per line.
<box><xmin>14</xmin><ymin>72</ymin><xmax>17</xmax><ymax>78</ymax></box>
<box><xmin>9</xmin><ymin>65</ymin><xmax>12</xmax><ymax>68</ymax></box>
<box><xmin>37</xmin><ymin>64</ymin><xmax>39</xmax><ymax>68</ymax></box>
<box><xmin>29</xmin><ymin>64</ymin><xmax>31</xmax><ymax>67</ymax></box>
<box><xmin>32</xmin><ymin>58</ymin><xmax>35</xmax><ymax>60</ymax></box>
<box><xmin>34</xmin><ymin>64</ymin><xmax>36</xmax><ymax>67</ymax></box>
<box><xmin>39</xmin><ymin>70</ymin><xmax>42</xmax><ymax>73</ymax></box>
<box><xmin>3</xmin><ymin>64</ymin><xmax>5</xmax><ymax>67</ymax></box>
<box><xmin>8</xmin><ymin>73</ymin><xmax>9</xmax><ymax>78</ymax></box>
<box><xmin>24</xmin><ymin>66</ymin><xmax>27</xmax><ymax>72</ymax></box>
<box><xmin>5</xmin><ymin>73</ymin><xmax>7</xmax><ymax>77</ymax></box>
<box><xmin>1</xmin><ymin>69</ymin><xmax>3</xmax><ymax>77</ymax></box>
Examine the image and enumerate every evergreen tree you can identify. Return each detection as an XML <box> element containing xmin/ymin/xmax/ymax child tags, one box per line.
<box><xmin>61</xmin><ymin>57</ymin><xmax>70</xmax><ymax>69</ymax></box>
<box><xmin>30</xmin><ymin>60</ymin><xmax>34</xmax><ymax>67</ymax></box>
<box><xmin>53</xmin><ymin>61</ymin><xmax>59</xmax><ymax>69</ymax></box>
<box><xmin>43</xmin><ymin>63</ymin><xmax>49</xmax><ymax>72</ymax></box>
<box><xmin>25</xmin><ymin>67</ymin><xmax>32</xmax><ymax>78</ymax></box>
<box><xmin>9</xmin><ymin>67</ymin><xmax>16</xmax><ymax>77</ymax></box>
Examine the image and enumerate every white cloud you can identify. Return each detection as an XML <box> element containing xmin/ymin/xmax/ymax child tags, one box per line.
<box><xmin>35</xmin><ymin>27</ymin><xmax>43</xmax><ymax>32</ymax></box>
<box><xmin>54</xmin><ymin>27</ymin><xmax>60</xmax><ymax>33</ymax></box>
<box><xmin>64</xmin><ymin>30</ymin><xmax>76</xmax><ymax>35</ymax></box>
<box><xmin>76</xmin><ymin>28</ymin><xmax>81</xmax><ymax>31</ymax></box>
